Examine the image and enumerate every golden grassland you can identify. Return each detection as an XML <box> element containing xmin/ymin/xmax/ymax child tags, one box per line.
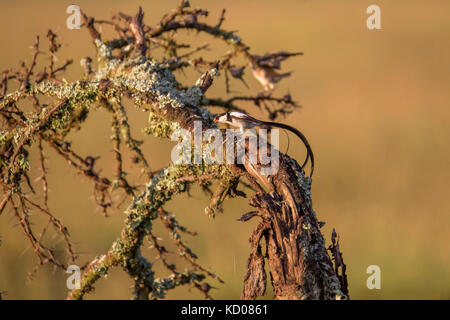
<box><xmin>0</xmin><ymin>0</ymin><xmax>449</xmax><ymax>299</ymax></box>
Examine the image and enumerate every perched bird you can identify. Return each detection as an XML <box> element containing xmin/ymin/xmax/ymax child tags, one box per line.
<box><xmin>214</xmin><ymin>111</ymin><xmax>314</xmax><ymax>177</ymax></box>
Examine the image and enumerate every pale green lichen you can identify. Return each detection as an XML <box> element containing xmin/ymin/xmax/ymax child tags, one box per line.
<box><xmin>286</xmin><ymin>157</ymin><xmax>314</xmax><ymax>213</ymax></box>
<box><xmin>112</xmin><ymin>59</ymin><xmax>206</xmax><ymax>111</ymax></box>
<box><xmin>94</xmin><ymin>39</ymin><xmax>121</xmax><ymax>79</ymax></box>
<box><xmin>143</xmin><ymin>111</ymin><xmax>181</xmax><ymax>138</ymax></box>
<box><xmin>151</xmin><ymin>271</ymin><xmax>204</xmax><ymax>299</ymax></box>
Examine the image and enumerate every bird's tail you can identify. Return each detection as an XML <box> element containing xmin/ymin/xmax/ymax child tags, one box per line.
<box><xmin>261</xmin><ymin>121</ymin><xmax>314</xmax><ymax>177</ymax></box>
<box><xmin>276</xmin><ymin>71</ymin><xmax>293</xmax><ymax>81</ymax></box>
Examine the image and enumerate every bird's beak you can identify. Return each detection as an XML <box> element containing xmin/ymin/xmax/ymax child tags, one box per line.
<box><xmin>214</xmin><ymin>117</ymin><xmax>218</xmax><ymax>123</ymax></box>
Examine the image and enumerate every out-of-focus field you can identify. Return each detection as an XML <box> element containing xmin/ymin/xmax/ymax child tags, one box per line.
<box><xmin>1</xmin><ymin>0</ymin><xmax>450</xmax><ymax>299</ymax></box>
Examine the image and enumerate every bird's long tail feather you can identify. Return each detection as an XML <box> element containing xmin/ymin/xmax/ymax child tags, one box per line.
<box><xmin>262</xmin><ymin>121</ymin><xmax>314</xmax><ymax>177</ymax></box>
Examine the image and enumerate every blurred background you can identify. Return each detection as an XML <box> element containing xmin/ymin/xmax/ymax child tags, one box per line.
<box><xmin>1</xmin><ymin>0</ymin><xmax>450</xmax><ymax>299</ymax></box>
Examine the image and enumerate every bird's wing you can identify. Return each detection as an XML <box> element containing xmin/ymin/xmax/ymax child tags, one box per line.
<box><xmin>229</xmin><ymin>112</ymin><xmax>261</xmax><ymax>123</ymax></box>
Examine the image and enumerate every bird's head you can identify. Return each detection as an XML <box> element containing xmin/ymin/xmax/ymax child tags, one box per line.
<box><xmin>214</xmin><ymin>112</ymin><xmax>228</xmax><ymax>124</ymax></box>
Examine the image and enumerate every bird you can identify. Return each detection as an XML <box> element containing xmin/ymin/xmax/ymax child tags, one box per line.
<box><xmin>248</xmin><ymin>51</ymin><xmax>303</xmax><ymax>91</ymax></box>
<box><xmin>249</xmin><ymin>61</ymin><xmax>292</xmax><ymax>92</ymax></box>
<box><xmin>214</xmin><ymin>111</ymin><xmax>314</xmax><ymax>177</ymax></box>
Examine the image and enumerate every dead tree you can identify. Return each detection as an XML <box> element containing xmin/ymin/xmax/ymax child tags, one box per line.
<box><xmin>0</xmin><ymin>1</ymin><xmax>348</xmax><ymax>299</ymax></box>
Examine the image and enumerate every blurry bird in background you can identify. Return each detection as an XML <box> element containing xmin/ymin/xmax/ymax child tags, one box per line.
<box><xmin>249</xmin><ymin>51</ymin><xmax>303</xmax><ymax>91</ymax></box>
